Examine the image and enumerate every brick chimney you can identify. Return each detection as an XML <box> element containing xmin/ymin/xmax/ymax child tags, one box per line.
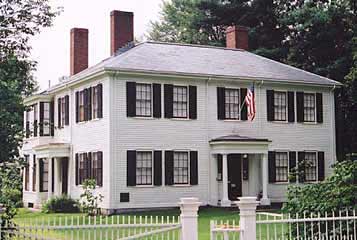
<box><xmin>226</xmin><ymin>25</ymin><xmax>249</xmax><ymax>50</ymax></box>
<box><xmin>70</xmin><ymin>28</ymin><xmax>88</xmax><ymax>75</ymax></box>
<box><xmin>110</xmin><ymin>10</ymin><xmax>134</xmax><ymax>56</ymax></box>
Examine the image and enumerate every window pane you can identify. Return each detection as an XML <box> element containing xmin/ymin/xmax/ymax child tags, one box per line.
<box><xmin>174</xmin><ymin>152</ymin><xmax>189</xmax><ymax>184</ymax></box>
<box><xmin>136</xmin><ymin>151</ymin><xmax>152</xmax><ymax>185</ymax></box>
<box><xmin>224</xmin><ymin>88</ymin><xmax>240</xmax><ymax>119</ymax></box>
<box><xmin>274</xmin><ymin>92</ymin><xmax>287</xmax><ymax>121</ymax></box>
<box><xmin>173</xmin><ymin>86</ymin><xmax>188</xmax><ymax>118</ymax></box>
<box><xmin>136</xmin><ymin>84</ymin><xmax>152</xmax><ymax>117</ymax></box>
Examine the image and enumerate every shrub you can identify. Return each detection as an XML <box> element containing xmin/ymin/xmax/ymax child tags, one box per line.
<box><xmin>41</xmin><ymin>195</ymin><xmax>80</xmax><ymax>213</ymax></box>
<box><xmin>0</xmin><ymin>188</ymin><xmax>22</xmax><ymax>208</ymax></box>
<box><xmin>80</xmin><ymin>179</ymin><xmax>103</xmax><ymax>216</ymax></box>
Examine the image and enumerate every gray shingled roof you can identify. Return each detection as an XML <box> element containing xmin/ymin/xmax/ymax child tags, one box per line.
<box><xmin>48</xmin><ymin>41</ymin><xmax>340</xmax><ymax>92</ymax></box>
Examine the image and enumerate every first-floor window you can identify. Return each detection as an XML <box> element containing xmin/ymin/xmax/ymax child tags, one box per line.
<box><xmin>40</xmin><ymin>159</ymin><xmax>48</xmax><ymax>192</ymax></box>
<box><xmin>304</xmin><ymin>152</ymin><xmax>317</xmax><ymax>181</ymax></box>
<box><xmin>275</xmin><ymin>152</ymin><xmax>288</xmax><ymax>182</ymax></box>
<box><xmin>92</xmin><ymin>152</ymin><xmax>103</xmax><ymax>186</ymax></box>
<box><xmin>136</xmin><ymin>151</ymin><xmax>153</xmax><ymax>185</ymax></box>
<box><xmin>24</xmin><ymin>155</ymin><xmax>30</xmax><ymax>191</ymax></box>
<box><xmin>77</xmin><ymin>152</ymin><xmax>103</xmax><ymax>186</ymax></box>
<box><xmin>78</xmin><ymin>153</ymin><xmax>87</xmax><ymax>185</ymax></box>
<box><xmin>174</xmin><ymin>151</ymin><xmax>189</xmax><ymax>184</ymax></box>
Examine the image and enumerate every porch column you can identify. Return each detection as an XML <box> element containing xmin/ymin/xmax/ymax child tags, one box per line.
<box><xmin>221</xmin><ymin>153</ymin><xmax>230</xmax><ymax>207</ymax></box>
<box><xmin>35</xmin><ymin>157</ymin><xmax>40</xmax><ymax>194</ymax></box>
<box><xmin>53</xmin><ymin>157</ymin><xmax>60</xmax><ymax>196</ymax></box>
<box><xmin>260</xmin><ymin>153</ymin><xmax>271</xmax><ymax>205</ymax></box>
<box><xmin>48</xmin><ymin>158</ymin><xmax>53</xmax><ymax>199</ymax></box>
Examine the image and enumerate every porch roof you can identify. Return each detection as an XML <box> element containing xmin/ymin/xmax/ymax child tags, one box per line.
<box><xmin>33</xmin><ymin>143</ymin><xmax>70</xmax><ymax>159</ymax></box>
<box><xmin>209</xmin><ymin>135</ymin><xmax>271</xmax><ymax>154</ymax></box>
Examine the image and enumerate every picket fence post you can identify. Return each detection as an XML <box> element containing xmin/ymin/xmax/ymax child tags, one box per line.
<box><xmin>179</xmin><ymin>197</ymin><xmax>201</xmax><ymax>240</ymax></box>
<box><xmin>237</xmin><ymin>197</ymin><xmax>259</xmax><ymax>240</ymax></box>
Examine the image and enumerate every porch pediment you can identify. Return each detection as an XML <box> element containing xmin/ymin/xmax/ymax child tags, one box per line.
<box><xmin>209</xmin><ymin>134</ymin><xmax>271</xmax><ymax>154</ymax></box>
<box><xmin>33</xmin><ymin>143</ymin><xmax>70</xmax><ymax>159</ymax></box>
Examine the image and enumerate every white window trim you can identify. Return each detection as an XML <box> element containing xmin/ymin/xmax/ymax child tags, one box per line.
<box><xmin>135</xmin><ymin>150</ymin><xmax>154</xmax><ymax>187</ymax></box>
<box><xmin>172</xmin><ymin>150</ymin><xmax>191</xmax><ymax>186</ymax></box>
<box><xmin>172</xmin><ymin>84</ymin><xmax>189</xmax><ymax>119</ymax></box>
<box><xmin>303</xmin><ymin>151</ymin><xmax>318</xmax><ymax>183</ymax></box>
<box><xmin>273</xmin><ymin>90</ymin><xmax>288</xmax><ymax>123</ymax></box>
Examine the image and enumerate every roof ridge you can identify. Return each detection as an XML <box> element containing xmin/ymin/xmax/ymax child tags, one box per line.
<box><xmin>144</xmin><ymin>40</ymin><xmax>246</xmax><ymax>52</ymax></box>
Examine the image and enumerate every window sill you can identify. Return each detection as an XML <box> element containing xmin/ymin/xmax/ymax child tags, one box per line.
<box><xmin>170</xmin><ymin>184</ymin><xmax>192</xmax><ymax>187</ymax></box>
<box><xmin>271</xmin><ymin>120</ymin><xmax>290</xmax><ymax>124</ymax></box>
<box><xmin>133</xmin><ymin>185</ymin><xmax>155</xmax><ymax>188</ymax></box>
<box><xmin>170</xmin><ymin>118</ymin><xmax>192</xmax><ymax>121</ymax></box>
<box><xmin>272</xmin><ymin>182</ymin><xmax>289</xmax><ymax>185</ymax></box>
<box><xmin>222</xmin><ymin>119</ymin><xmax>242</xmax><ymax>122</ymax></box>
<box><xmin>300</xmin><ymin>122</ymin><xmax>319</xmax><ymax>125</ymax></box>
<box><xmin>130</xmin><ymin>116</ymin><xmax>156</xmax><ymax>120</ymax></box>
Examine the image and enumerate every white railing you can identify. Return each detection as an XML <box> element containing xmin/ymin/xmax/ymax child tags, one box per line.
<box><xmin>257</xmin><ymin>210</ymin><xmax>357</xmax><ymax>240</ymax></box>
<box><xmin>210</xmin><ymin>219</ymin><xmax>242</xmax><ymax>240</ymax></box>
<box><xmin>0</xmin><ymin>197</ymin><xmax>201</xmax><ymax>240</ymax></box>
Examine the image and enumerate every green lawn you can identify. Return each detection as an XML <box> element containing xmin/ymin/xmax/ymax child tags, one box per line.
<box><xmin>12</xmin><ymin>208</ymin><xmax>285</xmax><ymax>240</ymax></box>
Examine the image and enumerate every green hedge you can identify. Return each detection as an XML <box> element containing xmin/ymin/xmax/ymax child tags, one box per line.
<box><xmin>42</xmin><ymin>195</ymin><xmax>80</xmax><ymax>213</ymax></box>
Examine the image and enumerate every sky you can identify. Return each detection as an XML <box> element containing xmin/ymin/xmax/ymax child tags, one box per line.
<box><xmin>30</xmin><ymin>0</ymin><xmax>163</xmax><ymax>91</ymax></box>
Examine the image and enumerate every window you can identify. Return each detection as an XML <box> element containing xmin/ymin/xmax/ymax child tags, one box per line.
<box><xmin>25</xmin><ymin>109</ymin><xmax>31</xmax><ymax>138</ymax></box>
<box><xmin>92</xmin><ymin>152</ymin><xmax>103</xmax><ymax>186</ymax></box>
<box><xmin>42</xmin><ymin>102</ymin><xmax>51</xmax><ymax>136</ymax></box>
<box><xmin>174</xmin><ymin>152</ymin><xmax>189</xmax><ymax>184</ymax></box>
<box><xmin>40</xmin><ymin>159</ymin><xmax>48</xmax><ymax>192</ymax></box>
<box><xmin>32</xmin><ymin>156</ymin><xmax>36</xmax><ymax>191</ymax></box>
<box><xmin>24</xmin><ymin>155</ymin><xmax>30</xmax><ymax>191</ymax></box>
<box><xmin>225</xmin><ymin>88</ymin><xmax>240</xmax><ymax>120</ymax></box>
<box><xmin>61</xmin><ymin>97</ymin><xmax>66</xmax><ymax>126</ymax></box>
<box><xmin>304</xmin><ymin>152</ymin><xmax>317</xmax><ymax>182</ymax></box>
<box><xmin>78</xmin><ymin>153</ymin><xmax>86</xmax><ymax>184</ymax></box>
<box><xmin>304</xmin><ymin>93</ymin><xmax>316</xmax><ymax>122</ymax></box>
<box><xmin>275</xmin><ymin>152</ymin><xmax>288</xmax><ymax>182</ymax></box>
<box><xmin>33</xmin><ymin>104</ymin><xmax>38</xmax><ymax>136</ymax></box>
<box><xmin>136</xmin><ymin>83</ymin><xmax>152</xmax><ymax>117</ymax></box>
<box><xmin>92</xmin><ymin>87</ymin><xmax>99</xmax><ymax>119</ymax></box>
<box><xmin>79</xmin><ymin>91</ymin><xmax>85</xmax><ymax>122</ymax></box>
<box><xmin>173</xmin><ymin>86</ymin><xmax>188</xmax><ymax>118</ymax></box>
<box><xmin>274</xmin><ymin>91</ymin><xmax>287</xmax><ymax>121</ymax></box>
<box><xmin>136</xmin><ymin>151</ymin><xmax>153</xmax><ymax>185</ymax></box>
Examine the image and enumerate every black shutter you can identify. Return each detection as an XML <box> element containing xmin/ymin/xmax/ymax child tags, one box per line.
<box><xmin>75</xmin><ymin>153</ymin><xmax>79</xmax><ymax>185</ymax></box>
<box><xmin>318</xmin><ymin>151</ymin><xmax>325</xmax><ymax>181</ymax></box>
<box><xmin>97</xmin><ymin>84</ymin><xmax>103</xmax><ymax>118</ymax></box>
<box><xmin>189</xmin><ymin>86</ymin><xmax>197</xmax><ymax>119</ymax></box>
<box><xmin>268</xmin><ymin>151</ymin><xmax>276</xmax><ymax>183</ymax></box>
<box><xmin>190</xmin><ymin>151</ymin><xmax>198</xmax><ymax>185</ymax></box>
<box><xmin>296</xmin><ymin>92</ymin><xmax>304</xmax><ymax>122</ymax></box>
<box><xmin>97</xmin><ymin>151</ymin><xmax>103</xmax><ymax>187</ymax></box>
<box><xmin>50</xmin><ymin>101</ymin><xmax>54</xmax><ymax>136</ymax></box>
<box><xmin>126</xmin><ymin>82</ymin><xmax>136</xmax><ymax>117</ymax></box>
<box><xmin>87</xmin><ymin>87</ymin><xmax>92</xmax><ymax>121</ymax></box>
<box><xmin>153</xmin><ymin>151</ymin><xmax>162</xmax><ymax>186</ymax></box>
<box><xmin>298</xmin><ymin>152</ymin><xmax>305</xmax><ymax>183</ymax></box>
<box><xmin>240</xmin><ymin>88</ymin><xmax>248</xmax><ymax>120</ymax></box>
<box><xmin>164</xmin><ymin>84</ymin><xmax>173</xmax><ymax>118</ymax></box>
<box><xmin>25</xmin><ymin>119</ymin><xmax>30</xmax><ymax>138</ymax></box>
<box><xmin>39</xmin><ymin>159</ymin><xmax>44</xmax><ymax>192</ymax></box>
<box><xmin>58</xmin><ymin>98</ymin><xmax>62</xmax><ymax>128</ymax></box>
<box><xmin>127</xmin><ymin>150</ymin><xmax>136</xmax><ymax>186</ymax></box>
<box><xmin>65</xmin><ymin>95</ymin><xmax>69</xmax><ymax>125</ymax></box>
<box><xmin>33</xmin><ymin>119</ymin><xmax>37</xmax><ymax>137</ymax></box>
<box><xmin>83</xmin><ymin>89</ymin><xmax>88</xmax><ymax>121</ymax></box>
<box><xmin>288</xmin><ymin>91</ymin><xmax>295</xmax><ymax>122</ymax></box>
<box><xmin>165</xmin><ymin>151</ymin><xmax>174</xmax><ymax>185</ymax></box>
<box><xmin>86</xmin><ymin>152</ymin><xmax>92</xmax><ymax>180</ymax></box>
<box><xmin>289</xmin><ymin>151</ymin><xmax>297</xmax><ymax>182</ymax></box>
<box><xmin>153</xmin><ymin>84</ymin><xmax>162</xmax><ymax>118</ymax></box>
<box><xmin>267</xmin><ymin>90</ymin><xmax>274</xmax><ymax>121</ymax></box>
<box><xmin>316</xmin><ymin>93</ymin><xmax>323</xmax><ymax>123</ymax></box>
<box><xmin>75</xmin><ymin>91</ymin><xmax>79</xmax><ymax>123</ymax></box>
<box><xmin>217</xmin><ymin>87</ymin><xmax>225</xmax><ymax>120</ymax></box>
<box><xmin>242</xmin><ymin>157</ymin><xmax>249</xmax><ymax>180</ymax></box>
<box><xmin>39</xmin><ymin>102</ymin><xmax>44</xmax><ymax>136</ymax></box>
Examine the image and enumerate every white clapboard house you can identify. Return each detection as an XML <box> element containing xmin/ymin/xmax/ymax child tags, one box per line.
<box><xmin>21</xmin><ymin>10</ymin><xmax>340</xmax><ymax>213</ymax></box>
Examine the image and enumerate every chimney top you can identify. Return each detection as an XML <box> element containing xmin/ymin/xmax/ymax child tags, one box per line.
<box><xmin>70</xmin><ymin>28</ymin><xmax>89</xmax><ymax>76</ymax></box>
<box><xmin>226</xmin><ymin>25</ymin><xmax>249</xmax><ymax>50</ymax></box>
<box><xmin>110</xmin><ymin>10</ymin><xmax>134</xmax><ymax>56</ymax></box>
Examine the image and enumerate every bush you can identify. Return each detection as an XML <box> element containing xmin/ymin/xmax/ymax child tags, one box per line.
<box><xmin>1</xmin><ymin>188</ymin><xmax>22</xmax><ymax>208</ymax></box>
<box><xmin>41</xmin><ymin>195</ymin><xmax>80</xmax><ymax>213</ymax></box>
<box><xmin>80</xmin><ymin>179</ymin><xmax>103</xmax><ymax>216</ymax></box>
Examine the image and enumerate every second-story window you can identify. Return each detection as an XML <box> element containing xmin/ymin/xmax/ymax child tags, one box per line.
<box><xmin>224</xmin><ymin>88</ymin><xmax>240</xmax><ymax>120</ymax></box>
<box><xmin>274</xmin><ymin>91</ymin><xmax>287</xmax><ymax>121</ymax></box>
<box><xmin>42</xmin><ymin>102</ymin><xmax>51</xmax><ymax>136</ymax></box>
<box><xmin>92</xmin><ymin>87</ymin><xmax>99</xmax><ymax>119</ymax></box>
<box><xmin>79</xmin><ymin>91</ymin><xmax>85</xmax><ymax>122</ymax></box>
<box><xmin>303</xmin><ymin>93</ymin><xmax>316</xmax><ymax>122</ymax></box>
<box><xmin>136</xmin><ymin>83</ymin><xmax>152</xmax><ymax>117</ymax></box>
<box><xmin>173</xmin><ymin>86</ymin><xmax>188</xmax><ymax>118</ymax></box>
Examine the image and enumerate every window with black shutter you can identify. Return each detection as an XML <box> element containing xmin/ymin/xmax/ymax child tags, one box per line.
<box><xmin>164</xmin><ymin>84</ymin><xmax>173</xmax><ymax>118</ymax></box>
<box><xmin>217</xmin><ymin>87</ymin><xmax>246</xmax><ymax>120</ymax></box>
<box><xmin>189</xmin><ymin>86</ymin><xmax>197</xmax><ymax>119</ymax></box>
<box><xmin>127</xmin><ymin>150</ymin><xmax>136</xmax><ymax>186</ymax></box>
<box><xmin>154</xmin><ymin>151</ymin><xmax>162</xmax><ymax>186</ymax></box>
<box><xmin>288</xmin><ymin>92</ymin><xmax>295</xmax><ymax>122</ymax></box>
<box><xmin>153</xmin><ymin>84</ymin><xmax>162</xmax><ymax>118</ymax></box>
<box><xmin>266</xmin><ymin>90</ymin><xmax>274</xmax><ymax>121</ymax></box>
<box><xmin>39</xmin><ymin>102</ymin><xmax>52</xmax><ymax>136</ymax></box>
<box><xmin>296</xmin><ymin>92</ymin><xmax>323</xmax><ymax>123</ymax></box>
<box><xmin>316</xmin><ymin>93</ymin><xmax>323</xmax><ymax>123</ymax></box>
<box><xmin>318</xmin><ymin>151</ymin><xmax>325</xmax><ymax>181</ymax></box>
<box><xmin>92</xmin><ymin>151</ymin><xmax>103</xmax><ymax>187</ymax></box>
<box><xmin>190</xmin><ymin>151</ymin><xmax>198</xmax><ymax>185</ymax></box>
<box><xmin>217</xmin><ymin>87</ymin><xmax>225</xmax><ymax>120</ymax></box>
<box><xmin>39</xmin><ymin>159</ymin><xmax>48</xmax><ymax>192</ymax></box>
<box><xmin>165</xmin><ymin>151</ymin><xmax>174</xmax><ymax>185</ymax></box>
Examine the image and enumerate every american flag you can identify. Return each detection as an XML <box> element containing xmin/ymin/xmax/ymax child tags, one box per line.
<box><xmin>244</xmin><ymin>84</ymin><xmax>256</xmax><ymax>121</ymax></box>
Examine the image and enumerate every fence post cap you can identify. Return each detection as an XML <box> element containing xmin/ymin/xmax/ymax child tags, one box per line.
<box><xmin>179</xmin><ymin>197</ymin><xmax>200</xmax><ymax>204</ymax></box>
<box><xmin>235</xmin><ymin>197</ymin><xmax>260</xmax><ymax>210</ymax></box>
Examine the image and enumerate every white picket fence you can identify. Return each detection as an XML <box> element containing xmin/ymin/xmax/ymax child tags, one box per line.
<box><xmin>1</xmin><ymin>197</ymin><xmax>356</xmax><ymax>240</ymax></box>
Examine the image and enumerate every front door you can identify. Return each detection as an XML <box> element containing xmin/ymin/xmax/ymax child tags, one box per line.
<box><xmin>227</xmin><ymin>154</ymin><xmax>242</xmax><ymax>201</ymax></box>
<box><xmin>61</xmin><ymin>158</ymin><xmax>68</xmax><ymax>195</ymax></box>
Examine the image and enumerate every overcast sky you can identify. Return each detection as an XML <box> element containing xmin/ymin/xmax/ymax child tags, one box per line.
<box><xmin>30</xmin><ymin>0</ymin><xmax>163</xmax><ymax>90</ymax></box>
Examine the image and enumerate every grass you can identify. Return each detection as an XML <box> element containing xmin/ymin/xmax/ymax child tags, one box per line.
<box><xmin>12</xmin><ymin>208</ymin><xmax>285</xmax><ymax>240</ymax></box>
